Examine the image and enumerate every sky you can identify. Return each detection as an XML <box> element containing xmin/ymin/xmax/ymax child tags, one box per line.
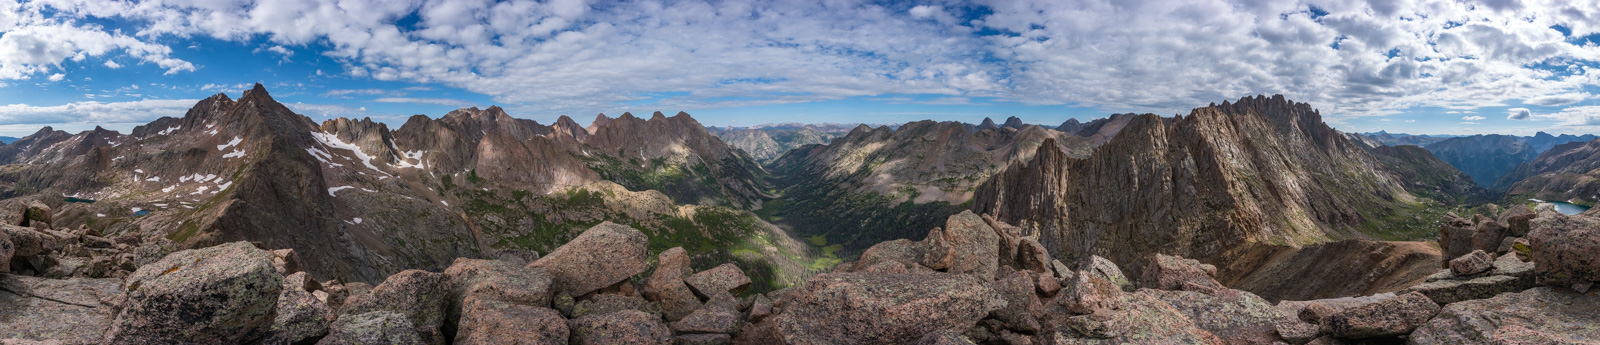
<box><xmin>1</xmin><ymin>0</ymin><xmax>1599</xmax><ymax>137</ymax></box>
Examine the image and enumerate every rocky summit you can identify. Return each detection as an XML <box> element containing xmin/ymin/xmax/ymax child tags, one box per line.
<box><xmin>0</xmin><ymin>86</ymin><xmax>1597</xmax><ymax>344</ymax></box>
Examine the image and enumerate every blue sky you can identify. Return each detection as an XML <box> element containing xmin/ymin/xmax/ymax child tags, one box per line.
<box><xmin>2</xmin><ymin>0</ymin><xmax>1600</xmax><ymax>137</ymax></box>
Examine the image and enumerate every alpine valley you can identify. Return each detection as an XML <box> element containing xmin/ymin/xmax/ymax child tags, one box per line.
<box><xmin>2</xmin><ymin>85</ymin><xmax>1598</xmax><ymax>345</ymax></box>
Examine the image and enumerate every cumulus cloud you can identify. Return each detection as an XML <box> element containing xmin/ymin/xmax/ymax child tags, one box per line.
<box><xmin>47</xmin><ymin>73</ymin><xmax>64</xmax><ymax>82</ymax></box>
<box><xmin>0</xmin><ymin>1</ymin><xmax>194</xmax><ymax>79</ymax></box>
<box><xmin>0</xmin><ymin>99</ymin><xmax>198</xmax><ymax>126</ymax></box>
<box><xmin>1462</xmin><ymin>115</ymin><xmax>1486</xmax><ymax>121</ymax></box>
<box><xmin>1508</xmin><ymin>108</ymin><xmax>1533</xmax><ymax>120</ymax></box>
<box><xmin>7</xmin><ymin>0</ymin><xmax>1600</xmax><ymax>119</ymax></box>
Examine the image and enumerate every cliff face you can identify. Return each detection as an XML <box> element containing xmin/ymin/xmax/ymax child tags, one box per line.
<box><xmin>973</xmin><ymin>95</ymin><xmax>1417</xmax><ymax>279</ymax></box>
<box><xmin>1498</xmin><ymin>138</ymin><xmax>1600</xmax><ymax>204</ymax></box>
<box><xmin>582</xmin><ymin>112</ymin><xmax>768</xmax><ymax>208</ymax></box>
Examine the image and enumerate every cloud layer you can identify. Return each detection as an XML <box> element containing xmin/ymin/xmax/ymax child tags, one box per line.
<box><xmin>3</xmin><ymin>0</ymin><xmax>1600</xmax><ymax>123</ymax></box>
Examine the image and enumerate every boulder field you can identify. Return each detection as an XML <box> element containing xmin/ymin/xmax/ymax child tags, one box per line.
<box><xmin>2</xmin><ymin>209</ymin><xmax>1597</xmax><ymax>345</ymax></box>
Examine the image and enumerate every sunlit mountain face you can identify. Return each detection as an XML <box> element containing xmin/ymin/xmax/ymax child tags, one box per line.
<box><xmin>3</xmin><ymin>1</ymin><xmax>1600</xmax><ymax>345</ymax></box>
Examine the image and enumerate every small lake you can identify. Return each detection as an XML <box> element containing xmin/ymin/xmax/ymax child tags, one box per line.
<box><xmin>1530</xmin><ymin>199</ymin><xmax>1590</xmax><ymax>215</ymax></box>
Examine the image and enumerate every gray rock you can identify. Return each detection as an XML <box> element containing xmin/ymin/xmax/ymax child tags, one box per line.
<box><xmin>443</xmin><ymin>258</ymin><xmax>554</xmax><ymax>328</ymax></box>
<box><xmin>1146</xmin><ymin>288</ymin><xmax>1285</xmax><ymax>345</ymax></box>
<box><xmin>1410</xmin><ymin>287</ymin><xmax>1600</xmax><ymax>345</ymax></box>
<box><xmin>676</xmin><ymin>333</ymin><xmax>731</xmax><ymax>345</ymax></box>
<box><xmin>105</xmin><ymin>241</ymin><xmax>282</xmax><ymax>345</ymax></box>
<box><xmin>337</xmin><ymin>270</ymin><xmax>451</xmax><ymax>345</ymax></box>
<box><xmin>1058</xmin><ymin>269</ymin><xmax>1122</xmax><ymax>315</ymax></box>
<box><xmin>685</xmin><ymin>263</ymin><xmax>752</xmax><ymax>299</ymax></box>
<box><xmin>0</xmin><ymin>274</ymin><xmax>122</xmax><ymax>344</ymax></box>
<box><xmin>1323</xmin><ymin>291</ymin><xmax>1439</xmax><ymax>339</ymax></box>
<box><xmin>644</xmin><ymin>247</ymin><xmax>701</xmax><ymax>321</ymax></box>
<box><xmin>1527</xmin><ymin>211</ymin><xmax>1600</xmax><ymax>287</ymax></box>
<box><xmin>915</xmin><ymin>329</ymin><xmax>977</xmax><ymax>345</ymax></box>
<box><xmin>930</xmin><ymin>211</ymin><xmax>1000</xmax><ymax>280</ymax></box>
<box><xmin>568</xmin><ymin>309</ymin><xmax>673</xmax><ymax>345</ymax></box>
<box><xmin>769</xmin><ymin>271</ymin><xmax>1005</xmax><ymax>345</ymax></box>
<box><xmin>317</xmin><ymin>311</ymin><xmax>424</xmax><ymax>345</ymax></box>
<box><xmin>1080</xmin><ymin>255</ymin><xmax>1133</xmax><ymax>291</ymax></box>
<box><xmin>990</xmin><ymin>268</ymin><xmax>1042</xmax><ymax>334</ymax></box>
<box><xmin>267</xmin><ymin>272</ymin><xmax>334</xmax><ymax>344</ymax></box>
<box><xmin>1049</xmin><ymin>291</ymin><xmax>1223</xmax><ymax>344</ymax></box>
<box><xmin>1137</xmin><ymin>254</ymin><xmax>1222</xmax><ymax>292</ymax></box>
<box><xmin>528</xmin><ymin>222</ymin><xmax>649</xmax><ymax>297</ymax></box>
<box><xmin>1448</xmin><ymin>250</ymin><xmax>1493</xmax><ymax>276</ymax></box>
<box><xmin>453</xmin><ymin>299</ymin><xmax>568</xmax><ymax>345</ymax></box>
<box><xmin>669</xmin><ymin>308</ymin><xmax>742</xmax><ymax>334</ymax></box>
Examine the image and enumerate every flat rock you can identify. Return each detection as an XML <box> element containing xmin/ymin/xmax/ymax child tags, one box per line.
<box><xmin>1409</xmin><ymin>287</ymin><xmax>1600</xmax><ymax>345</ymax></box>
<box><xmin>105</xmin><ymin>241</ymin><xmax>282</xmax><ymax>345</ymax></box>
<box><xmin>316</xmin><ymin>311</ymin><xmax>423</xmax><ymax>345</ymax></box>
<box><xmin>685</xmin><ymin>263</ymin><xmax>751</xmax><ymax>299</ymax></box>
<box><xmin>0</xmin><ymin>274</ymin><xmax>121</xmax><ymax>345</ymax></box>
<box><xmin>1050</xmin><ymin>290</ymin><xmax>1223</xmax><ymax>344</ymax></box>
<box><xmin>769</xmin><ymin>271</ymin><xmax>1004</xmax><ymax>345</ymax></box>
<box><xmin>568</xmin><ymin>309</ymin><xmax>673</xmax><ymax>345</ymax></box>
<box><xmin>444</xmin><ymin>258</ymin><xmax>554</xmax><ymax>308</ymax></box>
<box><xmin>453</xmin><ymin>299</ymin><xmax>568</xmax><ymax>345</ymax></box>
<box><xmin>1498</xmin><ymin>205</ymin><xmax>1535</xmax><ymax>237</ymax></box>
<box><xmin>1402</xmin><ymin>272</ymin><xmax>1536</xmax><ymax>305</ymax></box>
<box><xmin>1448</xmin><ymin>250</ymin><xmax>1492</xmax><ymax>276</ymax></box>
<box><xmin>1147</xmin><ymin>288</ymin><xmax>1284</xmax><ymax>345</ymax></box>
<box><xmin>528</xmin><ymin>222</ymin><xmax>649</xmax><ymax>297</ymax></box>
<box><xmin>337</xmin><ymin>270</ymin><xmax>451</xmax><ymax>345</ymax></box>
<box><xmin>1323</xmin><ymin>291</ymin><xmax>1439</xmax><ymax>339</ymax></box>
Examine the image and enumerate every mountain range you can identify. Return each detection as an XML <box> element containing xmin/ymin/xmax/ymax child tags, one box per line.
<box><xmin>2</xmin><ymin>84</ymin><xmax>1597</xmax><ymax>344</ymax></box>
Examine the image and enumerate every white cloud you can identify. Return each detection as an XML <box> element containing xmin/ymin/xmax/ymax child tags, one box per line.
<box><xmin>47</xmin><ymin>73</ymin><xmax>64</xmax><ymax>81</ymax></box>
<box><xmin>1462</xmin><ymin>115</ymin><xmax>1486</xmax><ymax>121</ymax></box>
<box><xmin>8</xmin><ymin>0</ymin><xmax>1600</xmax><ymax>121</ymax></box>
<box><xmin>0</xmin><ymin>3</ymin><xmax>194</xmax><ymax>79</ymax></box>
<box><xmin>103</xmin><ymin>60</ymin><xmax>121</xmax><ymax>69</ymax></box>
<box><xmin>1508</xmin><ymin>108</ymin><xmax>1532</xmax><ymax>120</ymax></box>
<box><xmin>1524</xmin><ymin>93</ymin><xmax>1590</xmax><ymax>106</ymax></box>
<box><xmin>1404</xmin><ymin>119</ymin><xmax>1416</xmax><ymax>123</ymax></box>
<box><xmin>0</xmin><ymin>99</ymin><xmax>199</xmax><ymax>126</ymax></box>
<box><xmin>372</xmin><ymin>97</ymin><xmax>474</xmax><ymax>107</ymax></box>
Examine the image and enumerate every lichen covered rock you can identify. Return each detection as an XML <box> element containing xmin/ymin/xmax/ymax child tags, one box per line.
<box><xmin>105</xmin><ymin>241</ymin><xmax>283</xmax><ymax>345</ymax></box>
<box><xmin>527</xmin><ymin>222</ymin><xmax>649</xmax><ymax>297</ymax></box>
<box><xmin>769</xmin><ymin>271</ymin><xmax>1005</xmax><ymax>345</ymax></box>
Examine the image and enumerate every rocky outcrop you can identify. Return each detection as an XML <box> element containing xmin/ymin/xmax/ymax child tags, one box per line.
<box><xmin>1527</xmin><ymin>207</ymin><xmax>1600</xmax><ymax>288</ymax></box>
<box><xmin>105</xmin><ymin>241</ymin><xmax>283</xmax><ymax>344</ymax></box>
<box><xmin>336</xmin><ymin>270</ymin><xmax>451</xmax><ymax>344</ymax></box>
<box><xmin>765</xmin><ymin>272</ymin><xmax>1004</xmax><ymax>345</ymax></box>
<box><xmin>568</xmin><ymin>310</ymin><xmax>673</xmax><ymax>345</ymax></box>
<box><xmin>527</xmin><ymin>222</ymin><xmax>649</xmax><ymax>297</ymax></box>
<box><xmin>1409</xmin><ymin>287</ymin><xmax>1600</xmax><ymax>344</ymax></box>
<box><xmin>974</xmin><ymin>95</ymin><xmax>1423</xmax><ymax>285</ymax></box>
<box><xmin>1403</xmin><ymin>253</ymin><xmax>1536</xmax><ymax>305</ymax></box>
<box><xmin>1322</xmin><ymin>291</ymin><xmax>1439</xmax><ymax>339</ymax></box>
<box><xmin>0</xmin><ymin>274</ymin><xmax>122</xmax><ymax>344</ymax></box>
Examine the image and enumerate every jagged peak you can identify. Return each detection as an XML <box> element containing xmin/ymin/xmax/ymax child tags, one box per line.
<box><xmin>673</xmin><ymin>111</ymin><xmax>692</xmax><ymax>118</ymax></box>
<box><xmin>205</xmin><ymin>92</ymin><xmax>233</xmax><ymax>102</ymax></box>
<box><xmin>650</xmin><ymin>111</ymin><xmax>668</xmax><ymax>121</ymax></box>
<box><xmin>618</xmin><ymin>112</ymin><xmax>637</xmax><ymax>120</ymax></box>
<box><xmin>555</xmin><ymin>115</ymin><xmax>581</xmax><ymax>126</ymax></box>
<box><xmin>238</xmin><ymin>83</ymin><xmax>272</xmax><ymax>102</ymax></box>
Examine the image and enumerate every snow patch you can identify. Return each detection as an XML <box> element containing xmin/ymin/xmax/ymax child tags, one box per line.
<box><xmin>96</xmin><ymin>213</ymin><xmax>105</xmax><ymax>217</ymax></box>
<box><xmin>130</xmin><ymin>207</ymin><xmax>142</xmax><ymax>213</ymax></box>
<box><xmin>217</xmin><ymin>136</ymin><xmax>242</xmax><ymax>151</ymax></box>
<box><xmin>134</xmin><ymin>169</ymin><xmax>144</xmax><ymax>174</ymax></box>
<box><xmin>153</xmin><ymin>203</ymin><xmax>168</xmax><ymax>207</ymax></box>
<box><xmin>162</xmin><ymin>185</ymin><xmax>177</xmax><ymax>193</ymax></box>
<box><xmin>311</xmin><ymin>131</ymin><xmax>390</xmax><ymax>176</ymax></box>
<box><xmin>328</xmin><ymin>185</ymin><xmax>354</xmax><ymax>196</ymax></box>
<box><xmin>158</xmin><ymin>126</ymin><xmax>181</xmax><ymax>136</ymax></box>
<box><xmin>216</xmin><ymin>181</ymin><xmax>232</xmax><ymax>191</ymax></box>
<box><xmin>395</xmin><ymin>150</ymin><xmax>427</xmax><ymax>169</ymax></box>
<box><xmin>146</xmin><ymin>176</ymin><xmax>160</xmax><ymax>182</ymax></box>
<box><xmin>222</xmin><ymin>149</ymin><xmax>246</xmax><ymax>159</ymax></box>
<box><xmin>206</xmin><ymin>129</ymin><xmax>218</xmax><ymax>136</ymax></box>
<box><xmin>192</xmin><ymin>186</ymin><xmax>209</xmax><ymax>194</ymax></box>
<box><xmin>352</xmin><ymin>218</ymin><xmax>363</xmax><ymax>224</ymax></box>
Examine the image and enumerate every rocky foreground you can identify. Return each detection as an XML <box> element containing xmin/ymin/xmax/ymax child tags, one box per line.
<box><xmin>2</xmin><ymin>206</ymin><xmax>1598</xmax><ymax>344</ymax></box>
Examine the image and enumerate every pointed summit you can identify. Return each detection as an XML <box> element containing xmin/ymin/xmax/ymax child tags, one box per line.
<box><xmin>977</xmin><ymin>117</ymin><xmax>998</xmax><ymax>130</ymax></box>
<box><xmin>650</xmin><ymin>111</ymin><xmax>668</xmax><ymax>121</ymax></box>
<box><xmin>1001</xmin><ymin>116</ymin><xmax>1024</xmax><ymax>129</ymax></box>
<box><xmin>239</xmin><ymin>82</ymin><xmax>271</xmax><ymax>102</ymax></box>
